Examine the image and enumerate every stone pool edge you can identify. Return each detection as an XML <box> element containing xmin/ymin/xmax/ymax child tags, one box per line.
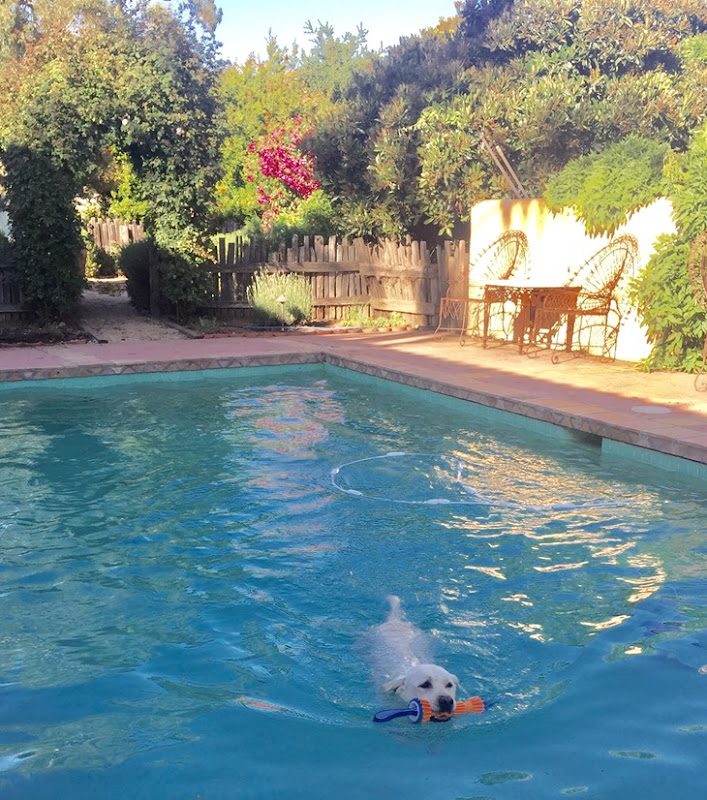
<box><xmin>323</xmin><ymin>354</ymin><xmax>707</xmax><ymax>479</ymax></box>
<box><xmin>0</xmin><ymin>346</ymin><xmax>705</xmax><ymax>476</ymax></box>
<box><xmin>0</xmin><ymin>350</ymin><xmax>324</xmax><ymax>383</ymax></box>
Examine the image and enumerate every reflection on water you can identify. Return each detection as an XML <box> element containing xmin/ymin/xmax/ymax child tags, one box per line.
<box><xmin>0</xmin><ymin>369</ymin><xmax>704</xmax><ymax>793</ymax></box>
<box><xmin>331</xmin><ymin>449</ymin><xmax>671</xmax><ymax>661</ymax></box>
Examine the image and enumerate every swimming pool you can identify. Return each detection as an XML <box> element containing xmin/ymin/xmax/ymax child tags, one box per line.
<box><xmin>0</xmin><ymin>364</ymin><xmax>705</xmax><ymax>798</ymax></box>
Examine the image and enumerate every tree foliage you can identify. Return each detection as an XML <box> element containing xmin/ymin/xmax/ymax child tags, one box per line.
<box><xmin>116</xmin><ymin>2</ymin><xmax>224</xmax><ymax>251</ymax></box>
<box><xmin>308</xmin><ymin>26</ymin><xmax>473</xmax><ymax>239</ymax></box>
<box><xmin>543</xmin><ymin>136</ymin><xmax>670</xmax><ymax>235</ymax></box>
<box><xmin>216</xmin><ymin>21</ymin><xmax>367</xmax><ymax>235</ymax></box>
<box><xmin>2</xmin><ymin>145</ymin><xmax>85</xmax><ymax>321</ymax></box>
<box><xmin>0</xmin><ymin>0</ymin><xmax>224</xmax><ymax>319</ymax></box>
<box><xmin>630</xmin><ymin>122</ymin><xmax>707</xmax><ymax>371</ymax></box>
<box><xmin>307</xmin><ymin>0</ymin><xmax>707</xmax><ymax>240</ymax></box>
<box><xmin>216</xmin><ymin>39</ymin><xmax>318</xmax><ymax>223</ymax></box>
<box><xmin>298</xmin><ymin>20</ymin><xmax>371</xmax><ymax>100</ymax></box>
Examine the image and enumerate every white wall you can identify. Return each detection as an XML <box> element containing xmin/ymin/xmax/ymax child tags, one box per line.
<box><xmin>469</xmin><ymin>198</ymin><xmax>677</xmax><ymax>361</ymax></box>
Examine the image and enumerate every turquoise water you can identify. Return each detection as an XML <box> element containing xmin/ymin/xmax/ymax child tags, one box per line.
<box><xmin>0</xmin><ymin>364</ymin><xmax>705</xmax><ymax>799</ymax></box>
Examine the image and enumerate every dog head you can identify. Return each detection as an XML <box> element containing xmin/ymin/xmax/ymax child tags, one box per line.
<box><xmin>382</xmin><ymin>663</ymin><xmax>459</xmax><ymax>714</ymax></box>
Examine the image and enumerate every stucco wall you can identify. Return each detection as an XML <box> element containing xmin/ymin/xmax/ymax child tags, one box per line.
<box><xmin>469</xmin><ymin>198</ymin><xmax>677</xmax><ymax>361</ymax></box>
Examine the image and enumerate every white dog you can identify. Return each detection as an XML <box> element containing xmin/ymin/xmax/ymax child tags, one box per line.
<box><xmin>368</xmin><ymin>595</ymin><xmax>459</xmax><ymax>718</ymax></box>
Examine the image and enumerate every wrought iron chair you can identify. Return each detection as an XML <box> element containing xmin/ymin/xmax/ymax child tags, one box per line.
<box><xmin>434</xmin><ymin>230</ymin><xmax>528</xmax><ymax>344</ymax></box>
<box><xmin>687</xmin><ymin>231</ymin><xmax>707</xmax><ymax>391</ymax></box>
<box><xmin>530</xmin><ymin>234</ymin><xmax>639</xmax><ymax>361</ymax></box>
<box><xmin>524</xmin><ymin>285</ymin><xmax>583</xmax><ymax>356</ymax></box>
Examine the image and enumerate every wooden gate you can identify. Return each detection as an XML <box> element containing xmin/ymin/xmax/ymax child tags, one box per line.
<box><xmin>0</xmin><ymin>239</ymin><xmax>27</xmax><ymax>320</ymax></box>
<box><xmin>88</xmin><ymin>218</ymin><xmax>144</xmax><ymax>250</ymax></box>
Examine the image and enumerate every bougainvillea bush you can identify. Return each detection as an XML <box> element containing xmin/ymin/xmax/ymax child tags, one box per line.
<box><xmin>244</xmin><ymin>116</ymin><xmax>320</xmax><ymax>227</ymax></box>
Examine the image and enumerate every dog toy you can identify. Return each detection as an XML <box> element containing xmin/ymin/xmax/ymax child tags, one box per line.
<box><xmin>373</xmin><ymin>696</ymin><xmax>485</xmax><ymax>724</ymax></box>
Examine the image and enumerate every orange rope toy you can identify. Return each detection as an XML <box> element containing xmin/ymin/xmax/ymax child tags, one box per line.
<box><xmin>373</xmin><ymin>696</ymin><xmax>485</xmax><ymax>724</ymax></box>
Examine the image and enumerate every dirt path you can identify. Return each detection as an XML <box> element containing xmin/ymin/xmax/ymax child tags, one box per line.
<box><xmin>79</xmin><ymin>287</ymin><xmax>190</xmax><ymax>342</ymax></box>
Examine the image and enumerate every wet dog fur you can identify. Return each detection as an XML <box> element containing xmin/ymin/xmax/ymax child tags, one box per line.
<box><xmin>368</xmin><ymin>595</ymin><xmax>459</xmax><ymax>717</ymax></box>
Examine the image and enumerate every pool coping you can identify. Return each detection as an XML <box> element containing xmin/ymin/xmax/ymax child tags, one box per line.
<box><xmin>1</xmin><ymin>332</ymin><xmax>706</xmax><ymax>473</ymax></box>
<box><xmin>321</xmin><ymin>355</ymin><xmax>707</xmax><ymax>478</ymax></box>
<box><xmin>0</xmin><ymin>350</ymin><xmax>323</xmax><ymax>383</ymax></box>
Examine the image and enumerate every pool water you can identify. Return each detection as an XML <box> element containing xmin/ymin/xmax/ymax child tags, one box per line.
<box><xmin>0</xmin><ymin>364</ymin><xmax>705</xmax><ymax>799</ymax></box>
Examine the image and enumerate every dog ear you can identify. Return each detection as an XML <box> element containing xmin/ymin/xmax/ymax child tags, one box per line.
<box><xmin>450</xmin><ymin>672</ymin><xmax>460</xmax><ymax>689</ymax></box>
<box><xmin>382</xmin><ymin>674</ymin><xmax>405</xmax><ymax>693</ymax></box>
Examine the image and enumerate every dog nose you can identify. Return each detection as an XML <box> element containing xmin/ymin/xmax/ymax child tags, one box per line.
<box><xmin>437</xmin><ymin>695</ymin><xmax>454</xmax><ymax>713</ymax></box>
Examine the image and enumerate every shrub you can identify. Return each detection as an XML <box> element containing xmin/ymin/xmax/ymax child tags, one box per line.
<box><xmin>240</xmin><ymin>190</ymin><xmax>340</xmax><ymax>251</ymax></box>
<box><xmin>118</xmin><ymin>240</ymin><xmax>211</xmax><ymax>322</ymax></box>
<box><xmin>544</xmin><ymin>136</ymin><xmax>670</xmax><ymax>235</ymax></box>
<box><xmin>630</xmin><ymin>122</ymin><xmax>707</xmax><ymax>371</ymax></box>
<box><xmin>377</xmin><ymin>311</ymin><xmax>407</xmax><ymax>327</ymax></box>
<box><xmin>679</xmin><ymin>32</ymin><xmax>707</xmax><ymax>65</ymax></box>
<box><xmin>1</xmin><ymin>145</ymin><xmax>84</xmax><ymax>321</ymax></box>
<box><xmin>118</xmin><ymin>240</ymin><xmax>152</xmax><ymax>312</ymax></box>
<box><xmin>247</xmin><ymin>269</ymin><xmax>312</xmax><ymax>326</ymax></box>
<box><xmin>85</xmin><ymin>245</ymin><xmax>118</xmax><ymax>278</ymax></box>
<box><xmin>340</xmin><ymin>306</ymin><xmax>408</xmax><ymax>328</ymax></box>
<box><xmin>340</xmin><ymin>304</ymin><xmax>372</xmax><ymax>327</ymax></box>
<box><xmin>157</xmin><ymin>247</ymin><xmax>212</xmax><ymax>322</ymax></box>
<box><xmin>189</xmin><ymin>315</ymin><xmax>222</xmax><ymax>334</ymax></box>
<box><xmin>629</xmin><ymin>234</ymin><xmax>705</xmax><ymax>372</ymax></box>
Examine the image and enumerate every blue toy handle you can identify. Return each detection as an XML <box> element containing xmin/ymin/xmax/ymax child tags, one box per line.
<box><xmin>373</xmin><ymin>699</ymin><xmax>423</xmax><ymax>724</ymax></box>
<box><xmin>373</xmin><ymin>706</ymin><xmax>415</xmax><ymax>723</ymax></box>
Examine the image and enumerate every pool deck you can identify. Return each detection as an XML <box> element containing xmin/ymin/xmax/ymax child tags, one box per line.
<box><xmin>1</xmin><ymin>329</ymin><xmax>706</xmax><ymax>470</ymax></box>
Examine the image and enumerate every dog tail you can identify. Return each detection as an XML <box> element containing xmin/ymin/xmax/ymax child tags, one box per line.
<box><xmin>386</xmin><ymin>594</ymin><xmax>403</xmax><ymax>619</ymax></box>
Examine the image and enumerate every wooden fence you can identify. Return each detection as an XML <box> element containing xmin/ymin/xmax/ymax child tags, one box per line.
<box><xmin>0</xmin><ymin>269</ymin><xmax>25</xmax><ymax>319</ymax></box>
<box><xmin>89</xmin><ymin>218</ymin><xmax>144</xmax><ymax>251</ymax></box>
<box><xmin>0</xmin><ymin>239</ymin><xmax>27</xmax><ymax>320</ymax></box>
<box><xmin>202</xmin><ymin>234</ymin><xmax>468</xmax><ymax>327</ymax></box>
<box><xmin>2</xmin><ymin>224</ymin><xmax>469</xmax><ymax>326</ymax></box>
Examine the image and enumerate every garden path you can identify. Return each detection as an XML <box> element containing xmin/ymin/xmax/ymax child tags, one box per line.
<box><xmin>79</xmin><ymin>286</ymin><xmax>189</xmax><ymax>342</ymax></box>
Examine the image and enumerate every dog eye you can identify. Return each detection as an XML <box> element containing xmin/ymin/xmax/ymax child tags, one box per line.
<box><xmin>446</xmin><ymin>682</ymin><xmax>454</xmax><ymax>688</ymax></box>
<box><xmin>418</xmin><ymin>680</ymin><xmax>432</xmax><ymax>689</ymax></box>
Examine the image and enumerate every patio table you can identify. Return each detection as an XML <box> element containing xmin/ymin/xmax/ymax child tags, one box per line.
<box><xmin>482</xmin><ymin>279</ymin><xmax>582</xmax><ymax>353</ymax></box>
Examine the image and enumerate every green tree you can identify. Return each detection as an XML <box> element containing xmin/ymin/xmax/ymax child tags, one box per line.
<box><xmin>116</xmin><ymin>1</ymin><xmax>224</xmax><ymax>252</ymax></box>
<box><xmin>310</xmin><ymin>0</ymin><xmax>707</xmax><ymax>241</ymax></box>
<box><xmin>298</xmin><ymin>20</ymin><xmax>371</xmax><ymax>100</ymax></box>
<box><xmin>309</xmin><ymin>22</ymin><xmax>471</xmax><ymax>240</ymax></box>
<box><xmin>630</xmin><ymin>122</ymin><xmax>707</xmax><ymax>371</ymax></box>
<box><xmin>217</xmin><ymin>38</ymin><xmax>322</xmax><ymax>224</ymax></box>
<box><xmin>216</xmin><ymin>21</ymin><xmax>366</xmax><ymax>233</ymax></box>
<box><xmin>2</xmin><ymin>146</ymin><xmax>85</xmax><ymax>321</ymax></box>
<box><xmin>0</xmin><ymin>0</ymin><xmax>224</xmax><ymax>319</ymax></box>
<box><xmin>0</xmin><ymin>0</ymin><xmax>124</xmax><ymax>318</ymax></box>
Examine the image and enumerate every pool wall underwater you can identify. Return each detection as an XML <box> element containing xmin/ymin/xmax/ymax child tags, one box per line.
<box><xmin>1</xmin><ymin>357</ymin><xmax>705</xmax><ymax>482</ymax></box>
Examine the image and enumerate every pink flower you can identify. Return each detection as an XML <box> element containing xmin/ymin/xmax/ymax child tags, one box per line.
<box><xmin>247</xmin><ymin>114</ymin><xmax>319</xmax><ymax>220</ymax></box>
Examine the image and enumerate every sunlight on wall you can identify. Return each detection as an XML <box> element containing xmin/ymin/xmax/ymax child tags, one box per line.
<box><xmin>469</xmin><ymin>198</ymin><xmax>677</xmax><ymax>361</ymax></box>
